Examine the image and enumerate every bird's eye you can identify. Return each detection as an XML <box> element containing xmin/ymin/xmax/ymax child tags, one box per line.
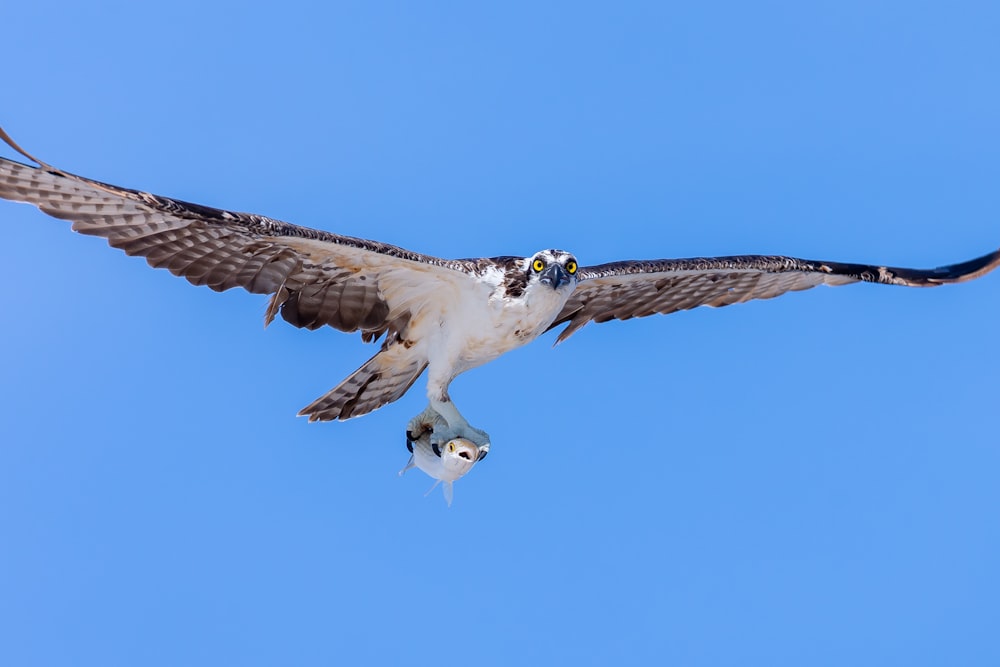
<box><xmin>447</xmin><ymin>442</ymin><xmax>456</xmax><ymax>453</ymax></box>
<box><xmin>532</xmin><ymin>259</ymin><xmax>545</xmax><ymax>272</ymax></box>
<box><xmin>566</xmin><ymin>260</ymin><xmax>577</xmax><ymax>274</ymax></box>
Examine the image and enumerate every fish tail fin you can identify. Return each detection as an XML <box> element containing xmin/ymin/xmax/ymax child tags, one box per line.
<box><xmin>423</xmin><ymin>479</ymin><xmax>454</xmax><ymax>507</ymax></box>
<box><xmin>298</xmin><ymin>344</ymin><xmax>428</xmax><ymax>422</ymax></box>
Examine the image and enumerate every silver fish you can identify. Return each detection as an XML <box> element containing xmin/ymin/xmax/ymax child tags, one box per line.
<box><xmin>400</xmin><ymin>416</ymin><xmax>486</xmax><ymax>506</ymax></box>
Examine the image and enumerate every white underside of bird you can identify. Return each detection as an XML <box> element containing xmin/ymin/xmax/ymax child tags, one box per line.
<box><xmin>392</xmin><ymin>261</ymin><xmax>575</xmax><ymax>453</ymax></box>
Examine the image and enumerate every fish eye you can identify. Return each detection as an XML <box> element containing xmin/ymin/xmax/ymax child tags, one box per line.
<box><xmin>532</xmin><ymin>258</ymin><xmax>545</xmax><ymax>272</ymax></box>
<box><xmin>447</xmin><ymin>442</ymin><xmax>456</xmax><ymax>453</ymax></box>
<box><xmin>566</xmin><ymin>260</ymin><xmax>577</xmax><ymax>274</ymax></box>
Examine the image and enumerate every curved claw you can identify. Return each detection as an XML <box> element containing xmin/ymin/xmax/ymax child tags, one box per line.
<box><xmin>406</xmin><ymin>406</ymin><xmax>440</xmax><ymax>451</ymax></box>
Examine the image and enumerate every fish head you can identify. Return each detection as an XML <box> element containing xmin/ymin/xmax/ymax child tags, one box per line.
<box><xmin>401</xmin><ymin>434</ymin><xmax>483</xmax><ymax>483</ymax></box>
<box><xmin>436</xmin><ymin>437</ymin><xmax>480</xmax><ymax>481</ymax></box>
<box><xmin>400</xmin><ymin>424</ymin><xmax>485</xmax><ymax>506</ymax></box>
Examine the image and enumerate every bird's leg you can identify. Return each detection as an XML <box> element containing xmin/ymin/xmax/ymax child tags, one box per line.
<box><xmin>411</xmin><ymin>373</ymin><xmax>491</xmax><ymax>457</ymax></box>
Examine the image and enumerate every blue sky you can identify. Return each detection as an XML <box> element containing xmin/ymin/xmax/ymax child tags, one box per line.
<box><xmin>1</xmin><ymin>2</ymin><xmax>998</xmax><ymax>665</ymax></box>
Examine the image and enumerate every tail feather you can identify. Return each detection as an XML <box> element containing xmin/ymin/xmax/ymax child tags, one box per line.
<box><xmin>298</xmin><ymin>345</ymin><xmax>427</xmax><ymax>422</ymax></box>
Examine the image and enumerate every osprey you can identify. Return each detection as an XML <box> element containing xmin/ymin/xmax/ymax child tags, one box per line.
<box><xmin>1</xmin><ymin>127</ymin><xmax>998</xmax><ymax>457</ymax></box>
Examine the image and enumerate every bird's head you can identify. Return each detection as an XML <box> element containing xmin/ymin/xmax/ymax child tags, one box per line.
<box><xmin>526</xmin><ymin>249</ymin><xmax>579</xmax><ymax>291</ymax></box>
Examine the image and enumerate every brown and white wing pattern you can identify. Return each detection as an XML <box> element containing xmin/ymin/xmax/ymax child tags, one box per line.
<box><xmin>0</xmin><ymin>128</ymin><xmax>500</xmax><ymax>421</ymax></box>
<box><xmin>549</xmin><ymin>251</ymin><xmax>1000</xmax><ymax>342</ymax></box>
<box><xmin>0</xmin><ymin>128</ymin><xmax>479</xmax><ymax>344</ymax></box>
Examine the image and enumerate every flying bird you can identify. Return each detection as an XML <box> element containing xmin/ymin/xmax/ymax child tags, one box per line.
<box><xmin>1</xmin><ymin>127</ymin><xmax>998</xmax><ymax>458</ymax></box>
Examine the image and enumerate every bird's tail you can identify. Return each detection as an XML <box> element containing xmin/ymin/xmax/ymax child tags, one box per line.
<box><xmin>298</xmin><ymin>345</ymin><xmax>427</xmax><ymax>422</ymax></box>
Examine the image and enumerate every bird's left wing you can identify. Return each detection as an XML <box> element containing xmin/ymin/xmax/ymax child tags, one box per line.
<box><xmin>549</xmin><ymin>251</ymin><xmax>1000</xmax><ymax>343</ymax></box>
<box><xmin>0</xmin><ymin>127</ymin><xmax>479</xmax><ymax>344</ymax></box>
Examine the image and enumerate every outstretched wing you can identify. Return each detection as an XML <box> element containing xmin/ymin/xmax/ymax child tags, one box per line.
<box><xmin>0</xmin><ymin>127</ymin><xmax>478</xmax><ymax>345</ymax></box>
<box><xmin>549</xmin><ymin>251</ymin><xmax>1000</xmax><ymax>343</ymax></box>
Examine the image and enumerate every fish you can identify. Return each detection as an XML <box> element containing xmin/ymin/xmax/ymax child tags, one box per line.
<box><xmin>399</xmin><ymin>413</ymin><xmax>486</xmax><ymax>506</ymax></box>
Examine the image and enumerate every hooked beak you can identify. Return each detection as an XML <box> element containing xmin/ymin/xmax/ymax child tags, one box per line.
<box><xmin>540</xmin><ymin>264</ymin><xmax>570</xmax><ymax>289</ymax></box>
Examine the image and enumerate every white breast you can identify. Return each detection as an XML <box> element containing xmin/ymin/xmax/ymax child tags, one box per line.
<box><xmin>378</xmin><ymin>262</ymin><xmax>574</xmax><ymax>395</ymax></box>
<box><xmin>448</xmin><ymin>274</ymin><xmax>573</xmax><ymax>375</ymax></box>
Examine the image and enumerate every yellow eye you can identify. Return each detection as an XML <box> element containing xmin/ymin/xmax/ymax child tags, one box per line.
<box><xmin>566</xmin><ymin>260</ymin><xmax>577</xmax><ymax>274</ymax></box>
<box><xmin>532</xmin><ymin>259</ymin><xmax>545</xmax><ymax>272</ymax></box>
<box><xmin>447</xmin><ymin>442</ymin><xmax>456</xmax><ymax>453</ymax></box>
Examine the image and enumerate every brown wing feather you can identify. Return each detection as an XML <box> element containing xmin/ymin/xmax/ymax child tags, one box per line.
<box><xmin>550</xmin><ymin>251</ymin><xmax>1000</xmax><ymax>342</ymax></box>
<box><xmin>0</xmin><ymin>128</ymin><xmax>475</xmax><ymax>343</ymax></box>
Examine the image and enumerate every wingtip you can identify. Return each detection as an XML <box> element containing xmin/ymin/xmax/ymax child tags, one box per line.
<box><xmin>0</xmin><ymin>125</ymin><xmax>50</xmax><ymax>168</ymax></box>
<box><xmin>928</xmin><ymin>247</ymin><xmax>1000</xmax><ymax>284</ymax></box>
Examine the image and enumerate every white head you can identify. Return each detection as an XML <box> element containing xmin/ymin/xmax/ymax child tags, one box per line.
<box><xmin>525</xmin><ymin>249</ymin><xmax>579</xmax><ymax>292</ymax></box>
